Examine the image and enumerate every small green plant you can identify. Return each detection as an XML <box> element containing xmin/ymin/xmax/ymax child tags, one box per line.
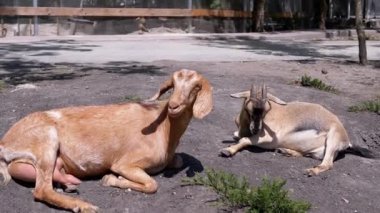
<box><xmin>182</xmin><ymin>169</ymin><xmax>311</xmax><ymax>213</ymax></box>
<box><xmin>299</xmin><ymin>74</ymin><xmax>338</xmax><ymax>93</ymax></box>
<box><xmin>123</xmin><ymin>95</ymin><xmax>142</xmax><ymax>102</ymax></box>
<box><xmin>348</xmin><ymin>99</ymin><xmax>380</xmax><ymax>114</ymax></box>
<box><xmin>0</xmin><ymin>80</ymin><xmax>7</xmax><ymax>91</ymax></box>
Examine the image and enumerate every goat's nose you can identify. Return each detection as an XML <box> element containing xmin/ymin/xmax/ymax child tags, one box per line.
<box><xmin>169</xmin><ymin>104</ymin><xmax>179</xmax><ymax>110</ymax></box>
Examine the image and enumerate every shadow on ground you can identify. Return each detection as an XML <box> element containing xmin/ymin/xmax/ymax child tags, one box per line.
<box><xmin>194</xmin><ymin>35</ymin><xmax>351</xmax><ymax>59</ymax></box>
<box><xmin>0</xmin><ymin>39</ymin><xmax>98</xmax><ymax>59</ymax></box>
<box><xmin>0</xmin><ymin>59</ymin><xmax>166</xmax><ymax>85</ymax></box>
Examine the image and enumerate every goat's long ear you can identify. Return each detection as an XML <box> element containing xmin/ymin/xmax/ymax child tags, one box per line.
<box><xmin>193</xmin><ymin>78</ymin><xmax>213</xmax><ymax>119</ymax></box>
<box><xmin>230</xmin><ymin>91</ymin><xmax>250</xmax><ymax>99</ymax></box>
<box><xmin>148</xmin><ymin>77</ymin><xmax>174</xmax><ymax>101</ymax></box>
<box><xmin>267</xmin><ymin>93</ymin><xmax>287</xmax><ymax>105</ymax></box>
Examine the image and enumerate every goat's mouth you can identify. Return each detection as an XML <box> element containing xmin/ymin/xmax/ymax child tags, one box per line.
<box><xmin>168</xmin><ymin>105</ymin><xmax>185</xmax><ymax>117</ymax></box>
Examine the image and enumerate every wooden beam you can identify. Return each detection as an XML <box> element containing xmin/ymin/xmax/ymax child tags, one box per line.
<box><xmin>192</xmin><ymin>9</ymin><xmax>252</xmax><ymax>18</ymax></box>
<box><xmin>0</xmin><ymin>7</ymin><xmax>191</xmax><ymax>17</ymax></box>
<box><xmin>0</xmin><ymin>7</ymin><xmax>251</xmax><ymax>18</ymax></box>
<box><xmin>270</xmin><ymin>12</ymin><xmax>306</xmax><ymax>19</ymax></box>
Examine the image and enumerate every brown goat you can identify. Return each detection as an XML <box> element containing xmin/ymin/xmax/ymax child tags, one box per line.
<box><xmin>221</xmin><ymin>84</ymin><xmax>377</xmax><ymax>176</ymax></box>
<box><xmin>0</xmin><ymin>69</ymin><xmax>213</xmax><ymax>212</ymax></box>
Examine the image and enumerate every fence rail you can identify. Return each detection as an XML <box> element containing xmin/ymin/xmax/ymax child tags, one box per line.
<box><xmin>0</xmin><ymin>7</ymin><xmax>252</xmax><ymax>18</ymax></box>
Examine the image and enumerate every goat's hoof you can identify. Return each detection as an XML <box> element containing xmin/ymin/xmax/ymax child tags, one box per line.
<box><xmin>220</xmin><ymin>149</ymin><xmax>232</xmax><ymax>157</ymax></box>
<box><xmin>74</xmin><ymin>204</ymin><xmax>99</xmax><ymax>213</ymax></box>
<box><xmin>64</xmin><ymin>184</ymin><xmax>79</xmax><ymax>193</ymax></box>
<box><xmin>101</xmin><ymin>174</ymin><xmax>115</xmax><ymax>187</ymax></box>
<box><xmin>232</xmin><ymin>131</ymin><xmax>240</xmax><ymax>141</ymax></box>
<box><xmin>305</xmin><ymin>168</ymin><xmax>318</xmax><ymax>176</ymax></box>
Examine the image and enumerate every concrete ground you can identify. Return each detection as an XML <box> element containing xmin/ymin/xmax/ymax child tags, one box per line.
<box><xmin>0</xmin><ymin>31</ymin><xmax>379</xmax><ymax>213</ymax></box>
<box><xmin>0</xmin><ymin>31</ymin><xmax>380</xmax><ymax>66</ymax></box>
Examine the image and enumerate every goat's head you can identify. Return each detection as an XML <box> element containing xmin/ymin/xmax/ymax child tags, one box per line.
<box><xmin>149</xmin><ymin>69</ymin><xmax>213</xmax><ymax>119</ymax></box>
<box><xmin>231</xmin><ymin>84</ymin><xmax>286</xmax><ymax>135</ymax></box>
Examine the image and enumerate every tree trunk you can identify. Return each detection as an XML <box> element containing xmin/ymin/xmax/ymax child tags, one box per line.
<box><xmin>319</xmin><ymin>0</ymin><xmax>327</xmax><ymax>30</ymax></box>
<box><xmin>253</xmin><ymin>0</ymin><xmax>266</xmax><ymax>32</ymax></box>
<box><xmin>355</xmin><ymin>0</ymin><xmax>367</xmax><ymax>65</ymax></box>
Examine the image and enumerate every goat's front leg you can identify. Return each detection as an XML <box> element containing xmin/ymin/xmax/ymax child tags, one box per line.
<box><xmin>102</xmin><ymin>165</ymin><xmax>158</xmax><ymax>194</ymax></box>
<box><xmin>220</xmin><ymin>137</ymin><xmax>253</xmax><ymax>157</ymax></box>
<box><xmin>275</xmin><ymin>148</ymin><xmax>303</xmax><ymax>157</ymax></box>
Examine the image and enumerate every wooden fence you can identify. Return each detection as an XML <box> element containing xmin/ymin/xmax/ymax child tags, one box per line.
<box><xmin>0</xmin><ymin>7</ymin><xmax>252</xmax><ymax>18</ymax></box>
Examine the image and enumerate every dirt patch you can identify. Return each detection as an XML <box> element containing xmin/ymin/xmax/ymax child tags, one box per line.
<box><xmin>0</xmin><ymin>60</ymin><xmax>379</xmax><ymax>213</ymax></box>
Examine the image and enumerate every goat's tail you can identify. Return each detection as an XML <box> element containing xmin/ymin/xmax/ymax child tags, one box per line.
<box><xmin>346</xmin><ymin>144</ymin><xmax>380</xmax><ymax>159</ymax></box>
<box><xmin>0</xmin><ymin>144</ymin><xmax>11</xmax><ymax>186</ymax></box>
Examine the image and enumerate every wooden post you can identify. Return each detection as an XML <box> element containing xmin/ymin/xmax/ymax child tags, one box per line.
<box><xmin>72</xmin><ymin>0</ymin><xmax>84</xmax><ymax>35</ymax></box>
<box><xmin>57</xmin><ymin>17</ymin><xmax>60</xmax><ymax>35</ymax></box>
<box><xmin>355</xmin><ymin>0</ymin><xmax>367</xmax><ymax>65</ymax></box>
<box><xmin>187</xmin><ymin>0</ymin><xmax>192</xmax><ymax>33</ymax></box>
<box><xmin>29</xmin><ymin>18</ymin><xmax>32</xmax><ymax>35</ymax></box>
<box><xmin>56</xmin><ymin>0</ymin><xmax>60</xmax><ymax>36</ymax></box>
<box><xmin>33</xmin><ymin>0</ymin><xmax>38</xmax><ymax>35</ymax></box>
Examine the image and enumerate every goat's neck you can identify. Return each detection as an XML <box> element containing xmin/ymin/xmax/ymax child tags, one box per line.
<box><xmin>167</xmin><ymin>108</ymin><xmax>193</xmax><ymax>156</ymax></box>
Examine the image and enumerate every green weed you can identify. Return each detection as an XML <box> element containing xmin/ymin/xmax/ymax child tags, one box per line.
<box><xmin>183</xmin><ymin>169</ymin><xmax>311</xmax><ymax>213</ymax></box>
<box><xmin>123</xmin><ymin>95</ymin><xmax>142</xmax><ymax>102</ymax></box>
<box><xmin>298</xmin><ymin>75</ymin><xmax>338</xmax><ymax>93</ymax></box>
<box><xmin>348</xmin><ymin>99</ymin><xmax>380</xmax><ymax>114</ymax></box>
<box><xmin>0</xmin><ymin>80</ymin><xmax>7</xmax><ymax>91</ymax></box>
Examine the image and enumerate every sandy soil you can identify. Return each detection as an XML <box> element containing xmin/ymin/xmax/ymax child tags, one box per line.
<box><xmin>0</xmin><ymin>60</ymin><xmax>379</xmax><ymax>213</ymax></box>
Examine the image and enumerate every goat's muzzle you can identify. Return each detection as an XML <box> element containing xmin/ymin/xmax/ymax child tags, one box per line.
<box><xmin>168</xmin><ymin>103</ymin><xmax>185</xmax><ymax>117</ymax></box>
<box><xmin>250</xmin><ymin>108</ymin><xmax>264</xmax><ymax>135</ymax></box>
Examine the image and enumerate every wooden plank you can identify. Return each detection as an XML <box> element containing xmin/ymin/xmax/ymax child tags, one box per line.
<box><xmin>192</xmin><ymin>9</ymin><xmax>252</xmax><ymax>18</ymax></box>
<box><xmin>270</xmin><ymin>12</ymin><xmax>306</xmax><ymax>19</ymax></box>
<box><xmin>0</xmin><ymin>7</ymin><xmax>251</xmax><ymax>18</ymax></box>
<box><xmin>0</xmin><ymin>7</ymin><xmax>191</xmax><ymax>17</ymax></box>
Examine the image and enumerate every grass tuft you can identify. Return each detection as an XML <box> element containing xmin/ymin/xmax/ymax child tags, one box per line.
<box><xmin>348</xmin><ymin>99</ymin><xmax>380</xmax><ymax>114</ymax></box>
<box><xmin>123</xmin><ymin>95</ymin><xmax>142</xmax><ymax>102</ymax></box>
<box><xmin>0</xmin><ymin>80</ymin><xmax>7</xmax><ymax>92</ymax></box>
<box><xmin>182</xmin><ymin>168</ymin><xmax>311</xmax><ymax>213</ymax></box>
<box><xmin>298</xmin><ymin>74</ymin><xmax>338</xmax><ymax>93</ymax></box>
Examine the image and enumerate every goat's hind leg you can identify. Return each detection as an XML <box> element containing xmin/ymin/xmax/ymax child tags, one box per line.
<box><xmin>29</xmin><ymin>128</ymin><xmax>97</xmax><ymax>212</ymax></box>
<box><xmin>8</xmin><ymin>157</ymin><xmax>81</xmax><ymax>192</ymax></box>
<box><xmin>33</xmin><ymin>159</ymin><xmax>98</xmax><ymax>212</ymax></box>
<box><xmin>305</xmin><ymin>127</ymin><xmax>349</xmax><ymax>176</ymax></box>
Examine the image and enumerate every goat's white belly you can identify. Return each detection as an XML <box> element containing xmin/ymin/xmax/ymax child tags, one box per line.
<box><xmin>255</xmin><ymin>129</ymin><xmax>327</xmax><ymax>158</ymax></box>
<box><xmin>280</xmin><ymin>130</ymin><xmax>327</xmax><ymax>156</ymax></box>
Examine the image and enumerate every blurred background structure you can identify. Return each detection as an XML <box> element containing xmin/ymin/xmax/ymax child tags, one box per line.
<box><xmin>0</xmin><ymin>0</ymin><xmax>379</xmax><ymax>36</ymax></box>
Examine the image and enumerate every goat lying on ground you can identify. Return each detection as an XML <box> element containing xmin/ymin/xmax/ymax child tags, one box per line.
<box><xmin>220</xmin><ymin>84</ymin><xmax>377</xmax><ymax>176</ymax></box>
<box><xmin>0</xmin><ymin>69</ymin><xmax>213</xmax><ymax>212</ymax></box>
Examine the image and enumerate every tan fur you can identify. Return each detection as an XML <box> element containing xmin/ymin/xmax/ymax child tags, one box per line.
<box><xmin>0</xmin><ymin>69</ymin><xmax>213</xmax><ymax>212</ymax></box>
<box><xmin>221</xmin><ymin>86</ymin><xmax>351</xmax><ymax>176</ymax></box>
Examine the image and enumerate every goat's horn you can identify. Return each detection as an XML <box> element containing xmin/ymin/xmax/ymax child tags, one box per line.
<box><xmin>262</xmin><ymin>84</ymin><xmax>267</xmax><ymax>100</ymax></box>
<box><xmin>230</xmin><ymin>90</ymin><xmax>250</xmax><ymax>98</ymax></box>
<box><xmin>250</xmin><ymin>84</ymin><xmax>257</xmax><ymax>99</ymax></box>
<box><xmin>267</xmin><ymin>93</ymin><xmax>287</xmax><ymax>105</ymax></box>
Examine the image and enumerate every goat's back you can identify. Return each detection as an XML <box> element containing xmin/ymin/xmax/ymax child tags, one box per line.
<box><xmin>266</xmin><ymin>101</ymin><xmax>347</xmax><ymax>135</ymax></box>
